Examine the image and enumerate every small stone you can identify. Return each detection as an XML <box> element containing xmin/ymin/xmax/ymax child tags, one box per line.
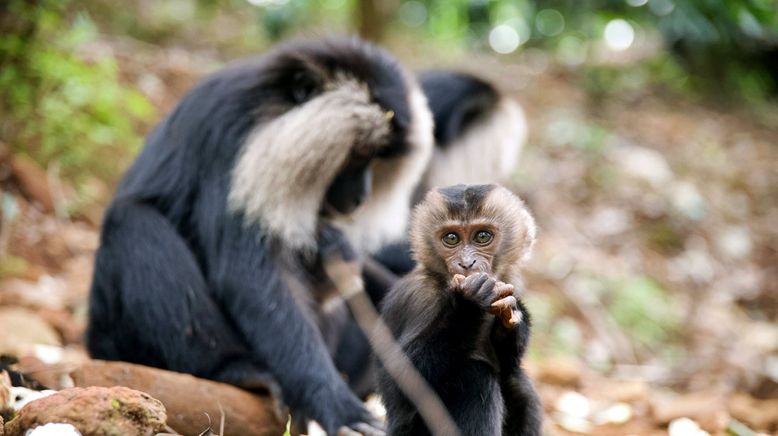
<box><xmin>611</xmin><ymin>145</ymin><xmax>673</xmax><ymax>187</ymax></box>
<box><xmin>715</xmin><ymin>225</ymin><xmax>752</xmax><ymax>259</ymax></box>
<box><xmin>593</xmin><ymin>402</ymin><xmax>632</xmax><ymax>425</ymax></box>
<box><xmin>555</xmin><ymin>390</ymin><xmax>591</xmax><ymax>419</ymax></box>
<box><xmin>669</xmin><ymin>181</ymin><xmax>706</xmax><ymax>220</ymax></box>
<box><xmin>668</xmin><ymin>417</ymin><xmax>710</xmax><ymax>436</ymax></box>
<box><xmin>536</xmin><ymin>358</ymin><xmax>581</xmax><ymax>387</ymax></box>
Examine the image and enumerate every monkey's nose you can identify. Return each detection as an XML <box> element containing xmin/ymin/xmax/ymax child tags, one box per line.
<box><xmin>458</xmin><ymin>260</ymin><xmax>476</xmax><ymax>270</ymax></box>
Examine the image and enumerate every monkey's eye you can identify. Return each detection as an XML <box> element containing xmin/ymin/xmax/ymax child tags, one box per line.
<box><xmin>474</xmin><ymin>230</ymin><xmax>493</xmax><ymax>245</ymax></box>
<box><xmin>442</xmin><ymin>233</ymin><xmax>460</xmax><ymax>246</ymax></box>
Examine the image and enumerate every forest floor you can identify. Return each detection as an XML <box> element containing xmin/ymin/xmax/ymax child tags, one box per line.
<box><xmin>1</xmin><ymin>40</ymin><xmax>777</xmax><ymax>435</ymax></box>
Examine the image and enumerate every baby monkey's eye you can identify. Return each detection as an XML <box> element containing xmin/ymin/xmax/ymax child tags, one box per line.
<box><xmin>442</xmin><ymin>232</ymin><xmax>460</xmax><ymax>246</ymax></box>
<box><xmin>474</xmin><ymin>230</ymin><xmax>493</xmax><ymax>244</ymax></box>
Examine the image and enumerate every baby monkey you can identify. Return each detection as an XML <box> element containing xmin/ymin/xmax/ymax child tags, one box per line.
<box><xmin>377</xmin><ymin>184</ymin><xmax>542</xmax><ymax>436</ymax></box>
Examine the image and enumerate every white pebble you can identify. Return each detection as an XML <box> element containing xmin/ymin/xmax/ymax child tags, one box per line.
<box><xmin>668</xmin><ymin>417</ymin><xmax>710</xmax><ymax>436</ymax></box>
<box><xmin>555</xmin><ymin>391</ymin><xmax>591</xmax><ymax>419</ymax></box>
<box><xmin>26</xmin><ymin>423</ymin><xmax>82</xmax><ymax>436</ymax></box>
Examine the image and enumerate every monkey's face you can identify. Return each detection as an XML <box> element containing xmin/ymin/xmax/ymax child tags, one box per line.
<box><xmin>436</xmin><ymin>223</ymin><xmax>499</xmax><ymax>276</ymax></box>
<box><xmin>410</xmin><ymin>184</ymin><xmax>537</xmax><ymax>282</ymax></box>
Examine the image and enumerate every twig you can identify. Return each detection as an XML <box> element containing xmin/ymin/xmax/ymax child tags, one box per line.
<box><xmin>324</xmin><ymin>257</ymin><xmax>461</xmax><ymax>436</ymax></box>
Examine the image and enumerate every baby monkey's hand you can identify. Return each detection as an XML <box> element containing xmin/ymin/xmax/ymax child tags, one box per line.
<box><xmin>450</xmin><ymin>273</ymin><xmax>522</xmax><ymax>329</ymax></box>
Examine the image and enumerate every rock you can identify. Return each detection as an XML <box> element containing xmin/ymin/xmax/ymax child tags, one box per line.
<box><xmin>728</xmin><ymin>393</ymin><xmax>778</xmax><ymax>432</ymax></box>
<box><xmin>10</xmin><ymin>155</ymin><xmax>53</xmax><ymax>213</ymax></box>
<box><xmin>651</xmin><ymin>392</ymin><xmax>728</xmax><ymax>433</ymax></box>
<box><xmin>607</xmin><ymin>380</ymin><xmax>650</xmax><ymax>404</ymax></box>
<box><xmin>0</xmin><ymin>307</ymin><xmax>61</xmax><ymax>357</ymax></box>
<box><xmin>70</xmin><ymin>360</ymin><xmax>284</xmax><ymax>436</ymax></box>
<box><xmin>536</xmin><ymin>358</ymin><xmax>581</xmax><ymax>387</ymax></box>
<box><xmin>3</xmin><ymin>386</ymin><xmax>166</xmax><ymax>436</ymax></box>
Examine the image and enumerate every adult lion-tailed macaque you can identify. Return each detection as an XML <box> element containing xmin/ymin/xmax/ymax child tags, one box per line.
<box><xmin>86</xmin><ymin>37</ymin><xmax>434</xmax><ymax>435</ymax></box>
<box><xmin>377</xmin><ymin>184</ymin><xmax>542</xmax><ymax>436</ymax></box>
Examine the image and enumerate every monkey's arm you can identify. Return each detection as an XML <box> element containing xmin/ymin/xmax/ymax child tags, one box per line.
<box><xmin>382</xmin><ymin>275</ymin><xmax>492</xmax><ymax>389</ymax></box>
<box><xmin>213</xmin><ymin>219</ymin><xmax>374</xmax><ymax>434</ymax></box>
<box><xmin>490</xmin><ymin>297</ymin><xmax>531</xmax><ymax>374</ymax></box>
<box><xmin>491</xmin><ymin>299</ymin><xmax>544</xmax><ymax>435</ymax></box>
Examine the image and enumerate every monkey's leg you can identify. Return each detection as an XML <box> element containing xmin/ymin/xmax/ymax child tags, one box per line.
<box><xmin>440</xmin><ymin>362</ymin><xmax>505</xmax><ymax>436</ymax></box>
<box><xmin>87</xmin><ymin>201</ymin><xmax>273</xmax><ymax>390</ymax></box>
<box><xmin>212</xmin><ymin>218</ymin><xmax>379</xmax><ymax>435</ymax></box>
<box><xmin>500</xmin><ymin>370</ymin><xmax>543</xmax><ymax>436</ymax></box>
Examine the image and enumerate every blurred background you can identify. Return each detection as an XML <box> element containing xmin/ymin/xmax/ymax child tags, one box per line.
<box><xmin>0</xmin><ymin>0</ymin><xmax>776</xmax><ymax>434</ymax></box>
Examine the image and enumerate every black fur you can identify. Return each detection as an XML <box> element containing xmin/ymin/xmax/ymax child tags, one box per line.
<box><xmin>376</xmin><ymin>274</ymin><xmax>542</xmax><ymax>436</ymax></box>
<box><xmin>87</xmin><ymin>38</ymin><xmax>420</xmax><ymax>433</ymax></box>
<box><xmin>418</xmin><ymin>71</ymin><xmax>499</xmax><ymax>148</ymax></box>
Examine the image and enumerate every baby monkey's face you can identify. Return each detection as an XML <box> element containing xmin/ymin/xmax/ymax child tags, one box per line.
<box><xmin>435</xmin><ymin>222</ymin><xmax>500</xmax><ymax>277</ymax></box>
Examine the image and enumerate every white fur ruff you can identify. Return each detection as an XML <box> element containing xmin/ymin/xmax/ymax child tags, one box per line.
<box><xmin>425</xmin><ymin>98</ymin><xmax>527</xmax><ymax>189</ymax></box>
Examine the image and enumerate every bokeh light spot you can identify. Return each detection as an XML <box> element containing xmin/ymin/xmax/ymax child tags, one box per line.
<box><xmin>536</xmin><ymin>9</ymin><xmax>565</xmax><ymax>37</ymax></box>
<box><xmin>649</xmin><ymin>0</ymin><xmax>675</xmax><ymax>16</ymax></box>
<box><xmin>398</xmin><ymin>1</ymin><xmax>427</xmax><ymax>28</ymax></box>
<box><xmin>489</xmin><ymin>24</ymin><xmax>520</xmax><ymax>54</ymax></box>
<box><xmin>604</xmin><ymin>19</ymin><xmax>635</xmax><ymax>51</ymax></box>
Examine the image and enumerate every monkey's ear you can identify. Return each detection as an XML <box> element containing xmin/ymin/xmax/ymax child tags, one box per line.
<box><xmin>518</xmin><ymin>205</ymin><xmax>537</xmax><ymax>264</ymax></box>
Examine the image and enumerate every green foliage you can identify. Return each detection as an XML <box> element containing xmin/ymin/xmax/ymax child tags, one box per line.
<box><xmin>249</xmin><ymin>0</ymin><xmax>778</xmax><ymax>98</ymax></box>
<box><xmin>283</xmin><ymin>415</ymin><xmax>292</xmax><ymax>436</ymax></box>
<box><xmin>0</xmin><ymin>0</ymin><xmax>154</xmax><ymax>185</ymax></box>
<box><xmin>605</xmin><ymin>276</ymin><xmax>681</xmax><ymax>350</ymax></box>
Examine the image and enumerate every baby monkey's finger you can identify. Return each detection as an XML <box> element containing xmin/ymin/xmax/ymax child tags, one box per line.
<box><xmin>450</xmin><ymin>274</ymin><xmax>466</xmax><ymax>290</ymax></box>
<box><xmin>489</xmin><ymin>296</ymin><xmax>522</xmax><ymax>328</ymax></box>
<box><xmin>494</xmin><ymin>282</ymin><xmax>515</xmax><ymax>299</ymax></box>
<box><xmin>489</xmin><ymin>295</ymin><xmax>516</xmax><ymax>313</ymax></box>
<box><xmin>462</xmin><ymin>272</ymin><xmax>490</xmax><ymax>292</ymax></box>
<box><xmin>504</xmin><ymin>308</ymin><xmax>522</xmax><ymax>328</ymax></box>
